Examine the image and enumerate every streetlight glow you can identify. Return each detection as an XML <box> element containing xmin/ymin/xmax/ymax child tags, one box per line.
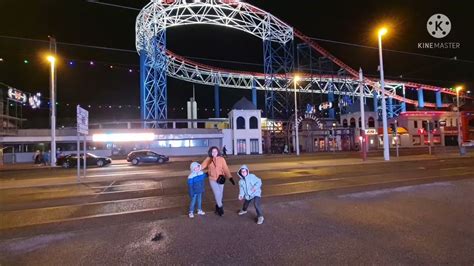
<box><xmin>294</xmin><ymin>75</ymin><xmax>301</xmax><ymax>82</ymax></box>
<box><xmin>456</xmin><ymin>86</ymin><xmax>463</xmax><ymax>93</ymax></box>
<box><xmin>47</xmin><ymin>55</ymin><xmax>56</xmax><ymax>64</ymax></box>
<box><xmin>378</xmin><ymin>27</ymin><xmax>388</xmax><ymax>36</ymax></box>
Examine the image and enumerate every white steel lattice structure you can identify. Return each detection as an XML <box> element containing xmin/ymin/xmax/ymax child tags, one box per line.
<box><xmin>136</xmin><ymin>0</ymin><xmax>465</xmax><ymax>125</ymax></box>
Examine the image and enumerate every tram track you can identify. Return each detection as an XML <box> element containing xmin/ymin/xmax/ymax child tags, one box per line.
<box><xmin>1</xmin><ymin>157</ymin><xmax>473</xmax><ymax>230</ymax></box>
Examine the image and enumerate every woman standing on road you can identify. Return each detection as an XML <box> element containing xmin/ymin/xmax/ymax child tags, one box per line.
<box><xmin>201</xmin><ymin>146</ymin><xmax>234</xmax><ymax>216</ymax></box>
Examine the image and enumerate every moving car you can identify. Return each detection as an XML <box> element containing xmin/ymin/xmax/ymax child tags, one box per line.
<box><xmin>126</xmin><ymin>150</ymin><xmax>169</xmax><ymax>165</ymax></box>
<box><xmin>57</xmin><ymin>153</ymin><xmax>112</xmax><ymax>168</ymax></box>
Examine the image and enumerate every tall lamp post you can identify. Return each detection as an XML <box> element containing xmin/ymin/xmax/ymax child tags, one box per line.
<box><xmin>294</xmin><ymin>75</ymin><xmax>301</xmax><ymax>156</ymax></box>
<box><xmin>47</xmin><ymin>55</ymin><xmax>57</xmax><ymax>167</ymax></box>
<box><xmin>456</xmin><ymin>86</ymin><xmax>464</xmax><ymax>155</ymax></box>
<box><xmin>378</xmin><ymin>27</ymin><xmax>390</xmax><ymax>161</ymax></box>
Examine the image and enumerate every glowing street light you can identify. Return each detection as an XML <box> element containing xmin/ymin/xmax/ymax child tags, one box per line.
<box><xmin>47</xmin><ymin>55</ymin><xmax>56</xmax><ymax>64</ymax></box>
<box><xmin>294</xmin><ymin>75</ymin><xmax>301</xmax><ymax>156</ymax></box>
<box><xmin>456</xmin><ymin>86</ymin><xmax>464</xmax><ymax>155</ymax></box>
<box><xmin>377</xmin><ymin>26</ymin><xmax>390</xmax><ymax>161</ymax></box>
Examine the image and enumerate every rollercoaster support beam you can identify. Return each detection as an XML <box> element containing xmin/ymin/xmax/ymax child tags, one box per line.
<box><xmin>252</xmin><ymin>78</ymin><xmax>257</xmax><ymax>108</ymax></box>
<box><xmin>418</xmin><ymin>88</ymin><xmax>425</xmax><ymax>109</ymax></box>
<box><xmin>140</xmin><ymin>31</ymin><xmax>168</xmax><ymax>127</ymax></box>
<box><xmin>328</xmin><ymin>85</ymin><xmax>335</xmax><ymax>119</ymax></box>
<box><xmin>214</xmin><ymin>82</ymin><xmax>220</xmax><ymax>118</ymax></box>
<box><xmin>139</xmin><ymin>50</ymin><xmax>147</xmax><ymax>125</ymax></box>
<box><xmin>263</xmin><ymin>38</ymin><xmax>294</xmax><ymax>119</ymax></box>
<box><xmin>401</xmin><ymin>85</ymin><xmax>407</xmax><ymax>112</ymax></box>
<box><xmin>436</xmin><ymin>90</ymin><xmax>442</xmax><ymax>108</ymax></box>
<box><xmin>373</xmin><ymin>91</ymin><xmax>379</xmax><ymax>118</ymax></box>
<box><xmin>388</xmin><ymin>96</ymin><xmax>394</xmax><ymax>118</ymax></box>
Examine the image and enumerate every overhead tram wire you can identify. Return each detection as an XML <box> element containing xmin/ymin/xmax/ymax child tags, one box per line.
<box><xmin>0</xmin><ymin>35</ymin><xmax>471</xmax><ymax>85</ymax></box>
<box><xmin>85</xmin><ymin>0</ymin><xmax>141</xmax><ymax>11</ymax></box>
<box><xmin>2</xmin><ymin>34</ymin><xmax>471</xmax><ymax>68</ymax></box>
<box><xmin>305</xmin><ymin>36</ymin><xmax>474</xmax><ymax>64</ymax></box>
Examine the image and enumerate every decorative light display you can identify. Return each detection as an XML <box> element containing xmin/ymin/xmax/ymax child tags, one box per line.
<box><xmin>7</xmin><ymin>87</ymin><xmax>28</xmax><ymax>103</ymax></box>
<box><xmin>28</xmin><ymin>93</ymin><xmax>42</xmax><ymax>109</ymax></box>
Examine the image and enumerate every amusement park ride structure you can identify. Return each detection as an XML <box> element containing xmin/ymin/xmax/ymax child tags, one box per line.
<box><xmin>135</xmin><ymin>0</ymin><xmax>467</xmax><ymax>127</ymax></box>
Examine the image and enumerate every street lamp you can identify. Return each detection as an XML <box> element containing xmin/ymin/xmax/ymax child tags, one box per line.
<box><xmin>294</xmin><ymin>75</ymin><xmax>301</xmax><ymax>156</ymax></box>
<box><xmin>456</xmin><ymin>86</ymin><xmax>464</xmax><ymax>155</ymax></box>
<box><xmin>47</xmin><ymin>55</ymin><xmax>57</xmax><ymax>166</ymax></box>
<box><xmin>377</xmin><ymin>27</ymin><xmax>390</xmax><ymax>161</ymax></box>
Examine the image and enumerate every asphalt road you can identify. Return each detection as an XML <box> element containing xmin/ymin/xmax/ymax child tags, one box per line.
<box><xmin>0</xmin><ymin>152</ymin><xmax>473</xmax><ymax>264</ymax></box>
<box><xmin>0</xmin><ymin>177</ymin><xmax>473</xmax><ymax>265</ymax></box>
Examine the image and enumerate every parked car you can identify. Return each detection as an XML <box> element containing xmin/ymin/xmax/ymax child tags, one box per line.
<box><xmin>462</xmin><ymin>140</ymin><xmax>474</xmax><ymax>147</ymax></box>
<box><xmin>127</xmin><ymin>150</ymin><xmax>169</xmax><ymax>165</ymax></box>
<box><xmin>57</xmin><ymin>153</ymin><xmax>112</xmax><ymax>168</ymax></box>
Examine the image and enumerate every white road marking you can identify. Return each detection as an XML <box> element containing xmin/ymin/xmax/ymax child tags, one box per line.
<box><xmin>440</xmin><ymin>166</ymin><xmax>469</xmax><ymax>171</ymax></box>
<box><xmin>100</xmin><ymin>180</ymin><xmax>116</xmax><ymax>194</ymax></box>
<box><xmin>86</xmin><ymin>170</ymin><xmax>159</xmax><ymax>178</ymax></box>
<box><xmin>338</xmin><ymin>182</ymin><xmax>453</xmax><ymax>199</ymax></box>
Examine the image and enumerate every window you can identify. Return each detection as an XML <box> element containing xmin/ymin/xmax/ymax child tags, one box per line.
<box><xmin>358</xmin><ymin>117</ymin><xmax>362</xmax><ymax>128</ymax></box>
<box><xmin>237</xmin><ymin>117</ymin><xmax>245</xmax><ymax>129</ymax></box>
<box><xmin>414</xmin><ymin>120</ymin><xmax>418</xmax><ymax>128</ymax></box>
<box><xmin>190</xmin><ymin>139</ymin><xmax>209</xmax><ymax>147</ymax></box>
<box><xmin>350</xmin><ymin>118</ymin><xmax>356</xmax><ymax>128</ymax></box>
<box><xmin>249</xmin><ymin>116</ymin><xmax>258</xmax><ymax>129</ymax></box>
<box><xmin>237</xmin><ymin>139</ymin><xmax>246</xmax><ymax>154</ymax></box>
<box><xmin>342</xmin><ymin>119</ymin><xmax>348</xmax><ymax>127</ymax></box>
<box><xmin>151</xmin><ymin>139</ymin><xmax>209</xmax><ymax>148</ymax></box>
<box><xmin>250</xmin><ymin>139</ymin><xmax>259</xmax><ymax>154</ymax></box>
<box><xmin>368</xmin><ymin>117</ymin><xmax>375</xmax><ymax>127</ymax></box>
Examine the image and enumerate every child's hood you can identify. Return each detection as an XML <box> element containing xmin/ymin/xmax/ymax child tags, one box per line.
<box><xmin>190</xmin><ymin>162</ymin><xmax>202</xmax><ymax>172</ymax></box>
<box><xmin>237</xmin><ymin>164</ymin><xmax>250</xmax><ymax>178</ymax></box>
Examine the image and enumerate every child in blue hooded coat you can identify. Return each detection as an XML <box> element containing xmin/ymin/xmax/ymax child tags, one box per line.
<box><xmin>187</xmin><ymin>162</ymin><xmax>207</xmax><ymax>218</ymax></box>
<box><xmin>237</xmin><ymin>165</ymin><xmax>264</xmax><ymax>225</ymax></box>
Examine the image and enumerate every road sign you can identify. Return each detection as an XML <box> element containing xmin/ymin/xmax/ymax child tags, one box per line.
<box><xmin>77</xmin><ymin>105</ymin><xmax>89</xmax><ymax>135</ymax></box>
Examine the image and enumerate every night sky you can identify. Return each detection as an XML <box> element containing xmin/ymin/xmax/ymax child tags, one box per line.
<box><xmin>0</xmin><ymin>0</ymin><xmax>472</xmax><ymax>127</ymax></box>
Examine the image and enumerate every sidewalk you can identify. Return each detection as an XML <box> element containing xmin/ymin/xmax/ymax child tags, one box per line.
<box><xmin>1</xmin><ymin>147</ymin><xmax>469</xmax><ymax>172</ymax></box>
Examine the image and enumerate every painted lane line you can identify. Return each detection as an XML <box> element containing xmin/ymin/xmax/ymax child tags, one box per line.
<box><xmin>101</xmin><ymin>180</ymin><xmax>116</xmax><ymax>194</ymax></box>
<box><xmin>440</xmin><ymin>166</ymin><xmax>469</xmax><ymax>171</ymax></box>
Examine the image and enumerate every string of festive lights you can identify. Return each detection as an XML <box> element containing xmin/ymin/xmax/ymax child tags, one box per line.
<box><xmin>0</xmin><ymin>56</ymin><xmax>140</xmax><ymax>74</ymax></box>
<box><xmin>6</xmin><ymin>101</ymin><xmax>232</xmax><ymax>112</ymax></box>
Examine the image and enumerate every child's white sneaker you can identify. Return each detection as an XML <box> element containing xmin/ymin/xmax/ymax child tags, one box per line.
<box><xmin>238</xmin><ymin>210</ymin><xmax>247</xmax><ymax>216</ymax></box>
<box><xmin>188</xmin><ymin>212</ymin><xmax>194</xmax><ymax>218</ymax></box>
<box><xmin>197</xmin><ymin>210</ymin><xmax>205</xmax><ymax>215</ymax></box>
<box><xmin>257</xmin><ymin>216</ymin><xmax>264</xmax><ymax>225</ymax></box>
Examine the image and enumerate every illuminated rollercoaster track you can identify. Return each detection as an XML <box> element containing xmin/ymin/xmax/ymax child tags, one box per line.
<box><xmin>136</xmin><ymin>0</ymin><xmax>462</xmax><ymax>122</ymax></box>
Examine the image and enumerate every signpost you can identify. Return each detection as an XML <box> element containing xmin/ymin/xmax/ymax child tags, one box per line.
<box><xmin>395</xmin><ymin>120</ymin><xmax>399</xmax><ymax>158</ymax></box>
<box><xmin>77</xmin><ymin>105</ymin><xmax>89</xmax><ymax>182</ymax></box>
<box><xmin>427</xmin><ymin>120</ymin><xmax>432</xmax><ymax>155</ymax></box>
